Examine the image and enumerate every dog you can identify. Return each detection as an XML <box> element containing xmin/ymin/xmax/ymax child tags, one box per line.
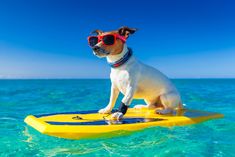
<box><xmin>88</xmin><ymin>26</ymin><xmax>183</xmax><ymax>120</ymax></box>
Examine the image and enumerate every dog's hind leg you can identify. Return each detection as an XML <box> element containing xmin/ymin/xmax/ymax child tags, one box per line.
<box><xmin>156</xmin><ymin>92</ymin><xmax>181</xmax><ymax>114</ymax></box>
<box><xmin>133</xmin><ymin>99</ymin><xmax>157</xmax><ymax>109</ymax></box>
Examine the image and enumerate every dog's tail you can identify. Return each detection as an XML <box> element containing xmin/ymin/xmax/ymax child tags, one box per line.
<box><xmin>175</xmin><ymin>102</ymin><xmax>187</xmax><ymax>116</ymax></box>
<box><xmin>178</xmin><ymin>101</ymin><xmax>185</xmax><ymax>109</ymax></box>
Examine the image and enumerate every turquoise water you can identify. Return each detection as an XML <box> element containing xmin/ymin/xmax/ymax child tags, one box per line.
<box><xmin>1</xmin><ymin>79</ymin><xmax>235</xmax><ymax>157</ymax></box>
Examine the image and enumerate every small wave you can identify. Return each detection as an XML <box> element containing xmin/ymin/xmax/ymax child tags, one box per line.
<box><xmin>0</xmin><ymin>117</ymin><xmax>17</xmax><ymax>121</ymax></box>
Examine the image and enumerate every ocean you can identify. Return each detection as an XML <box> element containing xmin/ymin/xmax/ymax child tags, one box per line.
<box><xmin>1</xmin><ymin>79</ymin><xmax>234</xmax><ymax>157</ymax></box>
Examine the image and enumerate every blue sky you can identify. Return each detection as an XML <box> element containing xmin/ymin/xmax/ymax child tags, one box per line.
<box><xmin>0</xmin><ymin>0</ymin><xmax>234</xmax><ymax>78</ymax></box>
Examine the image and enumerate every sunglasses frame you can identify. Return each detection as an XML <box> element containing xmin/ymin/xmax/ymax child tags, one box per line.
<box><xmin>88</xmin><ymin>33</ymin><xmax>126</xmax><ymax>47</ymax></box>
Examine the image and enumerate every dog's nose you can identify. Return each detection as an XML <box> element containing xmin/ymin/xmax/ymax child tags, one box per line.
<box><xmin>92</xmin><ymin>46</ymin><xmax>100</xmax><ymax>51</ymax></box>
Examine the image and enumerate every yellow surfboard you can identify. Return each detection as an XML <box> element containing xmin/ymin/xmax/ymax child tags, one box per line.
<box><xmin>24</xmin><ymin>108</ymin><xmax>223</xmax><ymax>140</ymax></box>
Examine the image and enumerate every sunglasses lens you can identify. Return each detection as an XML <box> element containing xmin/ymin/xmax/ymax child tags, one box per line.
<box><xmin>88</xmin><ymin>37</ymin><xmax>98</xmax><ymax>47</ymax></box>
<box><xmin>103</xmin><ymin>35</ymin><xmax>115</xmax><ymax>45</ymax></box>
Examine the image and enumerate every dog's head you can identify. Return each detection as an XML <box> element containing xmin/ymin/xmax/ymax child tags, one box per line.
<box><xmin>88</xmin><ymin>26</ymin><xmax>137</xmax><ymax>58</ymax></box>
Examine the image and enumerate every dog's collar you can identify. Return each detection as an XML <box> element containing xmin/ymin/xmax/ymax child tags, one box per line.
<box><xmin>108</xmin><ymin>48</ymin><xmax>132</xmax><ymax>68</ymax></box>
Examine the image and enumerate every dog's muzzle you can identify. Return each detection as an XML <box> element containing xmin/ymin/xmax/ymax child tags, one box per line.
<box><xmin>92</xmin><ymin>46</ymin><xmax>110</xmax><ymax>57</ymax></box>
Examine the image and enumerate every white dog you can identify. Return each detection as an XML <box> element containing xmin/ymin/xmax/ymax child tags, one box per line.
<box><xmin>88</xmin><ymin>26</ymin><xmax>182</xmax><ymax>120</ymax></box>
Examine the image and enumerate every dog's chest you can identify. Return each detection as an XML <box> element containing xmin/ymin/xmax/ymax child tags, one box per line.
<box><xmin>110</xmin><ymin>69</ymin><xmax>132</xmax><ymax>94</ymax></box>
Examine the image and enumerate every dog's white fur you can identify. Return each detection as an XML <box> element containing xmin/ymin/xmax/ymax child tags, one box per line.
<box><xmin>98</xmin><ymin>44</ymin><xmax>182</xmax><ymax>114</ymax></box>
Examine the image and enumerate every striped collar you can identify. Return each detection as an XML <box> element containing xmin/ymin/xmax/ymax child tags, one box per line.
<box><xmin>108</xmin><ymin>48</ymin><xmax>132</xmax><ymax>68</ymax></box>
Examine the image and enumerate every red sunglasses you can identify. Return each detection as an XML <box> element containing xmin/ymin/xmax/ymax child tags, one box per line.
<box><xmin>87</xmin><ymin>33</ymin><xmax>126</xmax><ymax>47</ymax></box>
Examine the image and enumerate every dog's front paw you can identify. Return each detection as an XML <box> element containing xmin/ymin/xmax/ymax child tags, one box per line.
<box><xmin>111</xmin><ymin>112</ymin><xmax>123</xmax><ymax>120</ymax></box>
<box><xmin>98</xmin><ymin>107</ymin><xmax>112</xmax><ymax>114</ymax></box>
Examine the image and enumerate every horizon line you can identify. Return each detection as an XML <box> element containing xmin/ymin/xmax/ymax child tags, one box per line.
<box><xmin>0</xmin><ymin>77</ymin><xmax>235</xmax><ymax>80</ymax></box>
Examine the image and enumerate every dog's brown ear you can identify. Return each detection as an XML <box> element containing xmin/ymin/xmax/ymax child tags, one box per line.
<box><xmin>118</xmin><ymin>26</ymin><xmax>137</xmax><ymax>39</ymax></box>
<box><xmin>91</xmin><ymin>30</ymin><xmax>103</xmax><ymax>35</ymax></box>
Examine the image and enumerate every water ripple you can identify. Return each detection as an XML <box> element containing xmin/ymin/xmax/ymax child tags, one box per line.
<box><xmin>0</xmin><ymin>79</ymin><xmax>234</xmax><ymax>156</ymax></box>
